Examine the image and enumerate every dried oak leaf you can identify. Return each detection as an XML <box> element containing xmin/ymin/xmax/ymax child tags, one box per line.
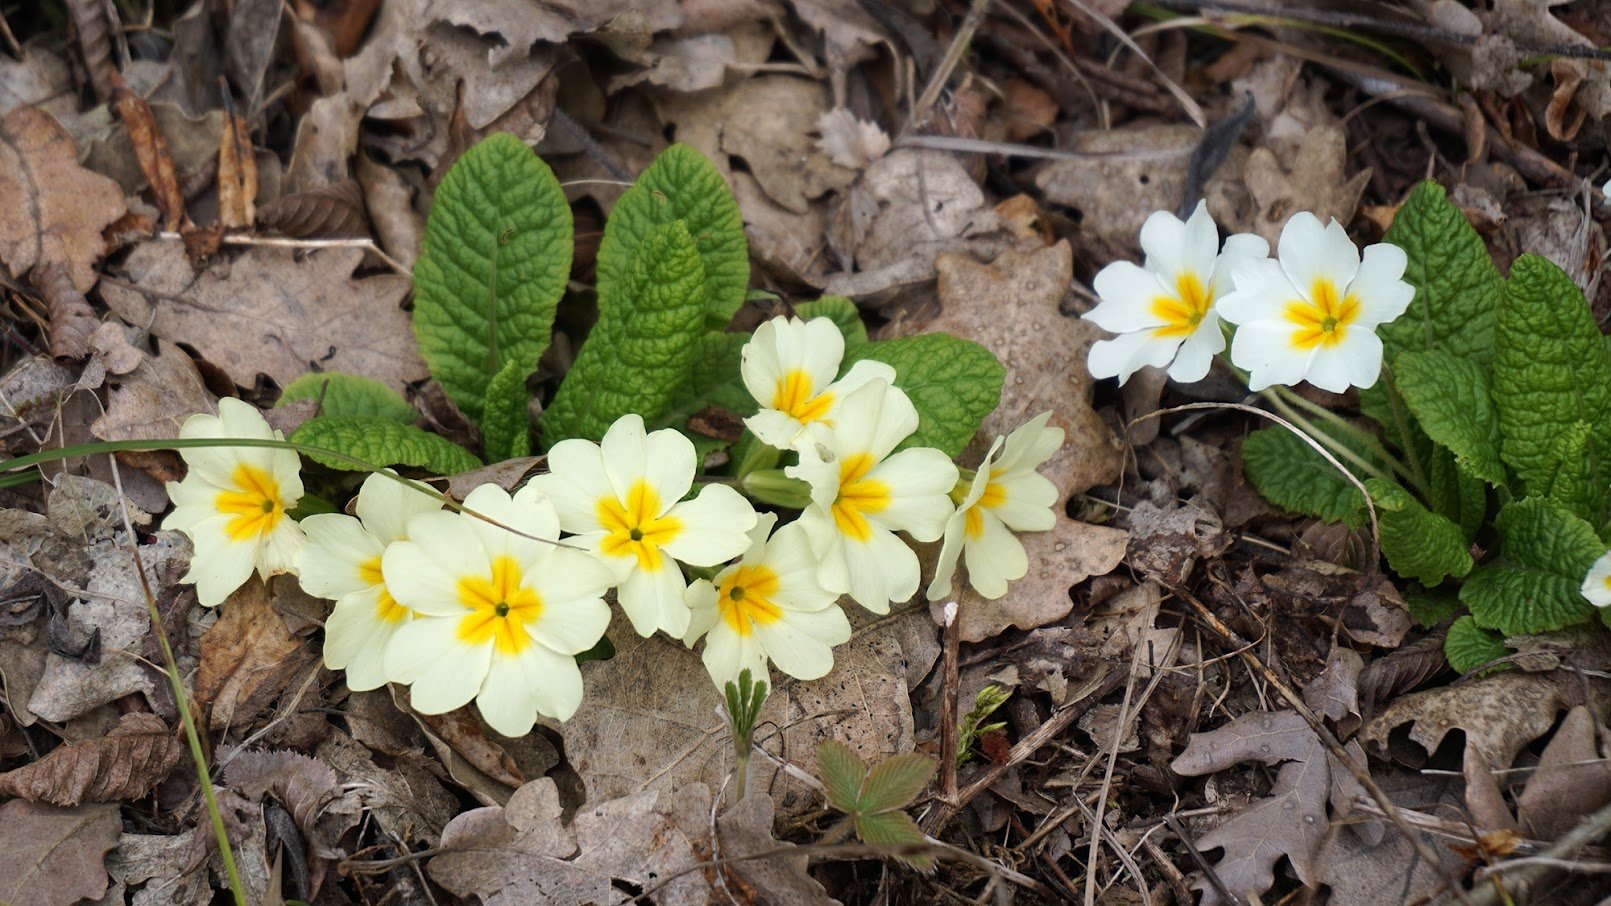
<box><xmin>91</xmin><ymin>339</ymin><xmax>213</xmax><ymax>445</ymax></box>
<box><xmin>194</xmin><ymin>578</ymin><xmax>310</xmax><ymax>731</ymax></box>
<box><xmin>0</xmin><ymin>711</ymin><xmax>181</xmax><ymax>806</ymax></box>
<box><xmin>1172</xmin><ymin>711</ymin><xmax>1328</xmax><ymax>906</ymax></box>
<box><xmin>100</xmin><ymin>242</ymin><xmax>426</xmax><ymax>394</ymax></box>
<box><xmin>1514</xmin><ymin>705</ymin><xmax>1611</xmax><ymax>839</ymax></box>
<box><xmin>907</xmin><ymin>241</ymin><xmax>1126</xmax><ymax>641</ymax></box>
<box><xmin>1360</xmin><ymin>670</ymin><xmax>1567</xmax><ymax>770</ymax></box>
<box><xmin>222</xmin><ymin>748</ymin><xmax>340</xmax><ymax>855</ymax></box>
<box><xmin>1243</xmin><ymin>125</ymin><xmax>1370</xmax><ymax>248</ymax></box>
<box><xmin>0</xmin><ymin>800</ymin><xmax>122</xmax><ymax>906</ymax></box>
<box><xmin>0</xmin><ymin>105</ymin><xmax>127</xmax><ymax>292</ymax></box>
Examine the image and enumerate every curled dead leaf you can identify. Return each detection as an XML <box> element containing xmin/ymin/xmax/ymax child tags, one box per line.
<box><xmin>0</xmin><ymin>105</ymin><xmax>127</xmax><ymax>293</ymax></box>
<box><xmin>0</xmin><ymin>711</ymin><xmax>181</xmax><ymax>806</ymax></box>
<box><xmin>194</xmin><ymin>578</ymin><xmax>311</xmax><ymax>731</ymax></box>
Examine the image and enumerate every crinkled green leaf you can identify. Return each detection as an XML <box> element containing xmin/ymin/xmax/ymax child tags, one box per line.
<box><xmin>816</xmin><ymin>740</ymin><xmax>867</xmax><ymax>816</ymax></box>
<box><xmin>412</xmin><ymin>133</ymin><xmax>570</xmax><ymax>423</ymax></box>
<box><xmin>655</xmin><ymin>332</ymin><xmax>753</xmax><ymax>430</ymax></box>
<box><xmin>1239</xmin><ymin>425</ymin><xmax>1374</xmax><ymax>527</ymax></box>
<box><xmin>794</xmin><ymin>296</ymin><xmax>867</xmax><ymax>346</ymax></box>
<box><xmin>858</xmin><ymin>753</ymin><xmax>937</xmax><ymax>815</ymax></box>
<box><xmin>597</xmin><ymin>144</ymin><xmax>747</xmax><ymax>329</ymax></box>
<box><xmin>291</xmin><ymin>415</ymin><xmax>482</xmax><ymax>475</ymax></box>
<box><xmin>842</xmin><ymin>333</ymin><xmax>1004</xmax><ymax>457</ymax></box>
<box><xmin>1460</xmin><ymin>497</ymin><xmax>1603</xmax><ymax>634</ymax></box>
<box><xmin>1445</xmin><ymin>615</ymin><xmax>1509</xmax><ymax>674</ymax></box>
<box><xmin>1493</xmin><ymin>254</ymin><xmax>1611</xmax><ymax>500</ymax></box>
<box><xmin>1365</xmin><ymin>477</ymin><xmax>1472</xmax><ymax>587</ymax></box>
<box><xmin>1536</xmin><ymin>420</ymin><xmax>1600</xmax><ymax>522</ymax></box>
<box><xmin>542</xmin><ymin>221</ymin><xmax>708</xmax><ymax>443</ymax></box>
<box><xmin>1394</xmin><ymin>349</ymin><xmax>1505</xmax><ymax>487</ymax></box>
<box><xmin>276</xmin><ymin>372</ymin><xmax>415</xmax><ymax>424</ymax></box>
<box><xmin>1403</xmin><ymin>588</ymin><xmax>1461</xmax><ymax>628</ymax></box>
<box><xmin>481</xmin><ymin>358</ymin><xmax>532</xmax><ymax>461</ymax></box>
<box><xmin>1378</xmin><ymin>181</ymin><xmax>1503</xmax><ymax>368</ymax></box>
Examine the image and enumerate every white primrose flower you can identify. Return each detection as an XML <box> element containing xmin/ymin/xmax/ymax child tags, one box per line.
<box><xmin>683</xmin><ymin>513</ymin><xmax>852</xmax><ymax>688</ymax></box>
<box><xmin>1085</xmin><ymin>201</ymin><xmax>1269</xmax><ymax>385</ymax></box>
<box><xmin>297</xmin><ymin>471</ymin><xmax>442</xmax><ymax>691</ymax></box>
<box><xmin>528</xmin><ymin>414</ymin><xmax>758</xmax><ymax>639</ymax></box>
<box><xmin>786</xmin><ymin>379</ymin><xmax>959</xmax><ymax>614</ymax></box>
<box><xmin>926</xmin><ymin>412</ymin><xmax>1063</xmax><ymax>601</ymax></box>
<box><xmin>740</xmin><ymin>315</ymin><xmax>896</xmax><ymax>449</ymax></box>
<box><xmin>1582</xmin><ymin>551</ymin><xmax>1611</xmax><ymax>608</ymax></box>
<box><xmin>164</xmin><ymin>397</ymin><xmax>306</xmax><ymax>606</ymax></box>
<box><xmin>1217</xmin><ymin>212</ymin><xmax>1413</xmax><ymax>393</ymax></box>
<box><xmin>380</xmin><ymin>483</ymin><xmax>616</xmax><ymax>735</ymax></box>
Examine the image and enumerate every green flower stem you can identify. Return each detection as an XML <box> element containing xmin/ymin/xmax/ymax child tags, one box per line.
<box><xmin>1259</xmin><ymin>390</ymin><xmax>1400</xmax><ymax>489</ymax></box>
<box><xmin>1265</xmin><ymin>385</ymin><xmax>1425</xmax><ymax>495</ymax></box>
<box><xmin>1380</xmin><ymin>370</ymin><xmax>1432</xmax><ymax>496</ymax></box>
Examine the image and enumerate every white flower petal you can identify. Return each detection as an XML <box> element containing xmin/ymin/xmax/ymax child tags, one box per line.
<box><xmin>996</xmin><ymin>413</ymin><xmax>1060</xmax><ymax>474</ymax></box>
<box><xmin>839</xmin><ymin>524</ymin><xmax>919</xmax><ymax>613</ymax></box>
<box><xmin>462</xmin><ymin>483</ymin><xmax>559</xmax><ymax>567</ymax></box>
<box><xmin>683</xmin><ymin>578</ymin><xmax>720</xmax><ymax>645</ymax></box>
<box><xmin>1088</xmin><ymin>262</ymin><xmax>1170</xmax><ymax>333</ymax></box>
<box><xmin>183</xmin><ymin>515</ymin><xmax>258</xmax><ymax>607</ymax></box>
<box><xmin>1207</xmin><ymin>232</ymin><xmax>1271</xmax><ymax>300</ymax></box>
<box><xmin>616</xmin><ymin>563</ymin><xmax>692</xmax><ymax>638</ymax></box>
<box><xmin>384</xmin><ymin>617</ymin><xmax>490</xmax><ymax>714</ymax></box>
<box><xmin>1227</xmin><ymin>319</ymin><xmax>1301</xmax><ymax>374</ymax></box>
<box><xmin>355</xmin><ymin>470</ymin><xmax>442</xmax><ymax>543</ymax></box>
<box><xmin>530</xmin><ymin>438</ymin><xmax>614</xmax><ymax>533</ymax></box>
<box><xmin>660</xmin><ymin>483</ymin><xmax>757</xmax><ymax>566</ymax></box>
<box><xmin>740</xmin><ymin>318</ymin><xmax>788</xmax><ymax>407</ymax></box>
<box><xmin>641</xmin><ymin>425</ymin><xmax>697</xmax><ymax>513</ymax></box>
<box><xmin>1167</xmin><ymin>314</ymin><xmax>1225</xmax><ymax>383</ymax></box>
<box><xmin>382</xmin><ymin>525</ymin><xmax>486</xmax><ymax>617</ymax></box>
<box><xmin>991</xmin><ymin>472</ymin><xmax>1059</xmax><ymax>532</ymax></box>
<box><xmin>827</xmin><ymin>358</ymin><xmax>897</xmax><ymax>398</ymax></box>
<box><xmin>962</xmin><ymin>511</ymin><xmax>1029</xmax><ymax>599</ymax></box>
<box><xmin>744</xmin><ymin>408</ymin><xmax>805</xmax><ymax>450</ymax></box>
<box><xmin>832</xmin><ymin>379</ymin><xmax>918</xmax><ymax>461</ymax></box>
<box><xmin>323</xmin><ymin>588</ymin><xmax>405</xmax><ymax>691</ymax></box>
<box><xmin>700</xmin><ymin>622</ymin><xmax>768</xmax><ymax>689</ymax></box>
<box><xmin>1348</xmin><ymin>243</ymin><xmax>1414</xmax><ymax>326</ymax></box>
<box><xmin>1086</xmin><ymin>330</ymin><xmax>1178</xmax><ymax>384</ymax></box>
<box><xmin>1217</xmin><ymin>258</ymin><xmax>1297</xmax><ymax>325</ymax></box>
<box><xmin>477</xmin><ymin>643</ymin><xmax>584</xmax><ymax>732</ymax></box>
<box><xmin>1581</xmin><ymin>552</ymin><xmax>1611</xmax><ymax>608</ymax></box>
<box><xmin>1277</xmin><ymin>213</ymin><xmax>1359</xmax><ymax>302</ymax></box>
<box><xmin>796</xmin><ymin>316</ymin><xmax>847</xmax><ymax>389</ymax></box>
<box><xmin>925</xmin><ymin>513</ymin><xmax>967</xmax><ymax>602</ymax></box>
<box><xmin>867</xmin><ymin>447</ymin><xmax>957</xmax><ymax>542</ymax></box>
<box><xmin>754</xmin><ymin>608</ymin><xmax>849</xmax><ymax>680</ymax></box>
<box><xmin>524</xmin><ymin>562</ymin><xmax>613</xmax><ymax>653</ymax></box>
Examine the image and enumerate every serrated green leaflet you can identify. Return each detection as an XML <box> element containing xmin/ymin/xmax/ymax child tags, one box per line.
<box><xmin>291</xmin><ymin>416</ymin><xmax>482</xmax><ymax>475</ymax></box>
<box><xmin>1365</xmin><ymin>478</ymin><xmax>1472</xmax><ymax>586</ymax></box>
<box><xmin>816</xmin><ymin>739</ymin><xmax>866</xmax><ymax>815</ymax></box>
<box><xmin>481</xmin><ymin>358</ymin><xmax>532</xmax><ymax>461</ymax></box>
<box><xmin>843</xmin><ymin>333</ymin><xmax>1004</xmax><ymax>457</ymax></box>
<box><xmin>794</xmin><ymin>296</ymin><xmax>867</xmax><ymax>345</ymax></box>
<box><xmin>858</xmin><ymin>752</ymin><xmax>936</xmax><ymax>814</ymax></box>
<box><xmin>1493</xmin><ymin>255</ymin><xmax>1611</xmax><ymax>501</ymax></box>
<box><xmin>541</xmin><ymin>221</ymin><xmax>708</xmax><ymax>444</ymax></box>
<box><xmin>1378</xmin><ymin>181</ymin><xmax>1503</xmax><ymax>368</ymax></box>
<box><xmin>1445</xmin><ymin>615</ymin><xmax>1509</xmax><ymax>673</ymax></box>
<box><xmin>597</xmin><ymin>144</ymin><xmax>747</xmax><ymax>329</ymax></box>
<box><xmin>1239</xmin><ymin>425</ymin><xmax>1369</xmax><ymax>526</ymax></box>
<box><xmin>277</xmin><ymin>372</ymin><xmax>416</xmax><ymax>424</ymax></box>
<box><xmin>1394</xmin><ymin>349</ymin><xmax>1504</xmax><ymax>486</ymax></box>
<box><xmin>412</xmin><ymin>133</ymin><xmax>571</xmax><ymax>424</ymax></box>
<box><xmin>1461</xmin><ymin>497</ymin><xmax>1603</xmax><ymax>634</ymax></box>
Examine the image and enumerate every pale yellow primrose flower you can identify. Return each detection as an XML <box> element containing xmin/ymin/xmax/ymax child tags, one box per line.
<box><xmin>164</xmin><ymin>397</ymin><xmax>305</xmax><ymax>607</ymax></box>
<box><xmin>787</xmin><ymin>379</ymin><xmax>959</xmax><ymax>614</ymax></box>
<box><xmin>683</xmin><ymin>513</ymin><xmax>851</xmax><ymax>688</ymax></box>
<box><xmin>1217</xmin><ymin>212</ymin><xmax>1413</xmax><ymax>393</ymax></box>
<box><xmin>740</xmin><ymin>315</ymin><xmax>896</xmax><ymax>449</ymax></box>
<box><xmin>380</xmin><ymin>483</ymin><xmax>615</xmax><ymax>735</ymax></box>
<box><xmin>927</xmin><ymin>412</ymin><xmax>1063</xmax><ymax>601</ymax></box>
<box><xmin>297</xmin><ymin>471</ymin><xmax>442</xmax><ymax>691</ymax></box>
<box><xmin>1582</xmin><ymin>551</ymin><xmax>1611</xmax><ymax>608</ymax></box>
<box><xmin>528</xmin><ymin>414</ymin><xmax>758</xmax><ymax>639</ymax></box>
<box><xmin>1086</xmin><ymin>201</ymin><xmax>1269</xmax><ymax>385</ymax></box>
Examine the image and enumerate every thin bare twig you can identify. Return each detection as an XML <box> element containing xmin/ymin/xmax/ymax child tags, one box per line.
<box><xmin>899</xmin><ymin>0</ymin><xmax>992</xmax><ymax>138</ymax></box>
<box><xmin>937</xmin><ymin>601</ymin><xmax>961</xmax><ymax>805</ymax></box>
<box><xmin>153</xmin><ymin>231</ymin><xmax>409</xmax><ymax>275</ymax></box>
<box><xmin>1058</xmin><ymin>0</ymin><xmax>1206</xmax><ymax>127</ymax></box>
<box><xmin>1467</xmin><ymin>799</ymin><xmax>1611</xmax><ymax>904</ymax></box>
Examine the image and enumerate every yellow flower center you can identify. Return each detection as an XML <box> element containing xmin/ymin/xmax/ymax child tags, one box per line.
<box><xmin>1285</xmin><ymin>278</ymin><xmax>1361</xmax><ymax>350</ymax></box>
<box><xmin>1150</xmin><ymin>272</ymin><xmax>1211</xmax><ymax>339</ymax></box>
<box><xmin>717</xmin><ymin>565</ymin><xmax>783</xmax><ymax>636</ymax></box>
<box><xmin>1603</xmin><ymin>573</ymin><xmax>1611</xmax><ymax>591</ymax></box>
<box><xmin>963</xmin><ymin>475</ymin><xmax>1008</xmax><ymax>540</ymax></box>
<box><xmin>772</xmin><ymin>369</ymin><xmax>835</xmax><ymax>425</ymax></box>
<box><xmin>215</xmin><ymin>463</ymin><xmax>287</xmax><ymax>542</ymax></box>
<box><xmin>597</xmin><ymin>480</ymin><xmax>682</xmax><ymax>572</ymax></box>
<box><xmin>456</xmin><ymin>556</ymin><xmax>541</xmax><ymax>655</ymax></box>
<box><xmin>359</xmin><ymin>555</ymin><xmax>409</xmax><ymax>623</ymax></box>
<box><xmin>831</xmin><ymin>453</ymin><xmax>890</xmax><ymax>542</ymax></box>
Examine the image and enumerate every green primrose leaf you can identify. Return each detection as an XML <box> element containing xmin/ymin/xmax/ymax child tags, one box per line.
<box><xmin>1493</xmin><ymin>255</ymin><xmax>1611</xmax><ymax>502</ymax></box>
<box><xmin>858</xmin><ymin>752</ymin><xmax>937</xmax><ymax>814</ymax></box>
<box><xmin>1402</xmin><ymin>587</ymin><xmax>1461</xmax><ymax>628</ymax></box>
<box><xmin>843</xmin><ymin>333</ymin><xmax>1004</xmax><ymax>457</ymax></box>
<box><xmin>541</xmin><ymin>221</ymin><xmax>709</xmax><ymax>443</ymax></box>
<box><xmin>1460</xmin><ymin>497</ymin><xmax>1603</xmax><ymax>635</ymax></box>
<box><xmin>1536</xmin><ymin>421</ymin><xmax>1601</xmax><ymax>522</ymax></box>
<box><xmin>794</xmin><ymin>296</ymin><xmax>868</xmax><ymax>346</ymax></box>
<box><xmin>816</xmin><ymin>740</ymin><xmax>868</xmax><ymax>816</ymax></box>
<box><xmin>276</xmin><ymin>372</ymin><xmax>416</xmax><ymax>424</ymax></box>
<box><xmin>412</xmin><ymin>133</ymin><xmax>571</xmax><ymax>424</ymax></box>
<box><xmin>291</xmin><ymin>416</ymin><xmax>482</xmax><ymax>475</ymax></box>
<box><xmin>1239</xmin><ymin>425</ymin><xmax>1374</xmax><ymax>527</ymax></box>
<box><xmin>1426</xmin><ymin>446</ymin><xmax>1487</xmax><ymax>541</ymax></box>
<box><xmin>1444</xmin><ymin>615</ymin><xmax>1510</xmax><ymax>674</ymax></box>
<box><xmin>597</xmin><ymin>144</ymin><xmax>748</xmax><ymax>329</ymax></box>
<box><xmin>1378</xmin><ymin>181</ymin><xmax>1504</xmax><ymax>368</ymax></box>
<box><xmin>655</xmin><ymin>332</ymin><xmax>753</xmax><ymax>432</ymax></box>
<box><xmin>1393</xmin><ymin>349</ymin><xmax>1505</xmax><ymax>487</ymax></box>
<box><xmin>481</xmin><ymin>358</ymin><xmax>532</xmax><ymax>461</ymax></box>
<box><xmin>1365</xmin><ymin>477</ymin><xmax>1472</xmax><ymax>587</ymax></box>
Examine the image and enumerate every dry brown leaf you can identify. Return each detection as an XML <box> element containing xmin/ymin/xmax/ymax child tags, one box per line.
<box><xmin>1125</xmin><ymin>499</ymin><xmax>1231</xmax><ymax>587</ymax></box>
<box><xmin>0</xmin><ymin>800</ymin><xmax>122</xmax><ymax>906</ymax></box>
<box><xmin>1002</xmin><ymin>78</ymin><xmax>1058</xmax><ymax>142</ymax></box>
<box><xmin>0</xmin><ymin>105</ymin><xmax>127</xmax><ymax>293</ymax></box>
<box><xmin>194</xmin><ymin>578</ymin><xmax>308</xmax><ymax>731</ymax></box>
<box><xmin>1303</xmin><ymin>649</ymin><xmax>1364</xmax><ymax>724</ymax></box>
<box><xmin>223</xmin><ymin>748</ymin><xmax>340</xmax><ymax>853</ymax></box>
<box><xmin>1361</xmin><ymin>671</ymin><xmax>1566</xmax><ymax>771</ymax></box>
<box><xmin>0</xmin><ymin>711</ymin><xmax>181</xmax><ymax>806</ymax></box>
<box><xmin>112</xmin><ymin>84</ymin><xmax>186</xmax><ymax>232</ymax></box>
<box><xmin>34</xmin><ymin>260</ymin><xmax>96</xmax><ymax>362</ymax></box>
<box><xmin>0</xmin><ymin>50</ymin><xmax>74</xmax><ymax>119</ymax></box>
<box><xmin>817</xmin><ymin>107</ymin><xmax>891</xmax><ymax>170</ymax></box>
<box><xmin>394</xmin><ymin>684</ymin><xmax>523</xmax><ymax>807</ymax></box>
<box><xmin>217</xmin><ymin>111</ymin><xmax>257</xmax><ymax>231</ymax></box>
<box><xmin>100</xmin><ymin>242</ymin><xmax>426</xmax><ymax>394</ymax></box>
<box><xmin>1243</xmin><ymin>125</ymin><xmax>1370</xmax><ymax>248</ymax></box>
<box><xmin>91</xmin><ymin>339</ymin><xmax>213</xmax><ymax>445</ymax></box>
<box><xmin>1514</xmin><ymin>705</ymin><xmax>1611</xmax><ymax>839</ymax></box>
<box><xmin>315</xmin><ymin>728</ymin><xmax>458</xmax><ymax>848</ymax></box>
<box><xmin>355</xmin><ymin>153</ymin><xmax>423</xmax><ymax>270</ymax></box>
<box><xmin>86</xmin><ymin>321</ymin><xmax>145</xmax><ymax>376</ymax></box>
<box><xmin>257</xmin><ymin>179</ymin><xmax>366</xmax><ymax>238</ymax></box>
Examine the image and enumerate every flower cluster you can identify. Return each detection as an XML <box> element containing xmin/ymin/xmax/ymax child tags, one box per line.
<box><xmin>1086</xmin><ymin>202</ymin><xmax>1413</xmax><ymax>394</ymax></box>
<box><xmin>161</xmin><ymin>318</ymin><xmax>1067</xmax><ymax>737</ymax></box>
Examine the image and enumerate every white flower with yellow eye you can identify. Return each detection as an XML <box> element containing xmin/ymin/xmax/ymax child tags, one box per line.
<box><xmin>1218</xmin><ymin>212</ymin><xmax>1413</xmax><ymax>393</ymax></box>
<box><xmin>297</xmin><ymin>471</ymin><xmax>442</xmax><ymax>691</ymax></box>
<box><xmin>926</xmin><ymin>412</ymin><xmax>1063</xmax><ymax>601</ymax></box>
<box><xmin>1582</xmin><ymin>551</ymin><xmax>1611</xmax><ymax>608</ymax></box>
<box><xmin>683</xmin><ymin>513</ymin><xmax>851</xmax><ymax>688</ymax></box>
<box><xmin>164</xmin><ymin>397</ymin><xmax>306</xmax><ymax>606</ymax></box>
<box><xmin>786</xmin><ymin>379</ymin><xmax>958</xmax><ymax>614</ymax></box>
<box><xmin>1086</xmin><ymin>201</ymin><xmax>1269</xmax><ymax>385</ymax></box>
<box><xmin>740</xmin><ymin>315</ymin><xmax>896</xmax><ymax>449</ymax></box>
<box><xmin>528</xmin><ymin>414</ymin><xmax>758</xmax><ymax>639</ymax></box>
<box><xmin>380</xmin><ymin>483</ymin><xmax>615</xmax><ymax>734</ymax></box>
